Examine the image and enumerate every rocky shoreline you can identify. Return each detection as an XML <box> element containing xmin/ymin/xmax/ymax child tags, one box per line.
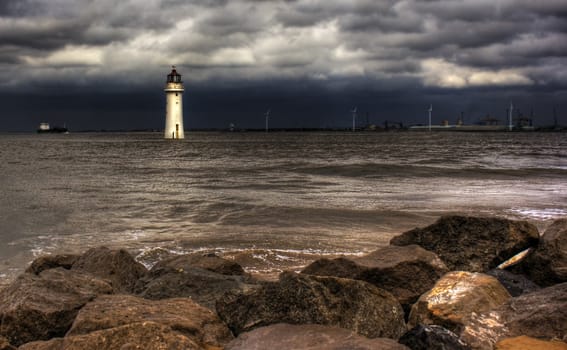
<box><xmin>0</xmin><ymin>215</ymin><xmax>566</xmax><ymax>349</ymax></box>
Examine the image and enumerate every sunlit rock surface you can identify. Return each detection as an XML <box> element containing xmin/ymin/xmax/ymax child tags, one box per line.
<box><xmin>408</xmin><ymin>271</ymin><xmax>511</xmax><ymax>332</ymax></box>
<box><xmin>495</xmin><ymin>335</ymin><xmax>567</xmax><ymax>350</ymax></box>
<box><xmin>390</xmin><ymin>216</ymin><xmax>539</xmax><ymax>272</ymax></box>
<box><xmin>217</xmin><ymin>271</ymin><xmax>406</xmax><ymax>339</ymax></box>
<box><xmin>225</xmin><ymin>323</ymin><xmax>410</xmax><ymax>350</ymax></box>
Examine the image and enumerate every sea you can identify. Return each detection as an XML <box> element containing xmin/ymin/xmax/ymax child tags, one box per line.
<box><xmin>1</xmin><ymin>131</ymin><xmax>566</xmax><ymax>285</ymax></box>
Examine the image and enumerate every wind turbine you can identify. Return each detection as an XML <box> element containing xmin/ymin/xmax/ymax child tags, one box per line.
<box><xmin>351</xmin><ymin>107</ymin><xmax>357</xmax><ymax>132</ymax></box>
<box><xmin>428</xmin><ymin>104</ymin><xmax>433</xmax><ymax>132</ymax></box>
<box><xmin>265</xmin><ymin>109</ymin><xmax>271</xmax><ymax>132</ymax></box>
<box><xmin>508</xmin><ymin>102</ymin><xmax>514</xmax><ymax>131</ymax></box>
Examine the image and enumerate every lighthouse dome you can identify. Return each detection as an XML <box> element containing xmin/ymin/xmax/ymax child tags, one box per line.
<box><xmin>167</xmin><ymin>66</ymin><xmax>182</xmax><ymax>83</ymax></box>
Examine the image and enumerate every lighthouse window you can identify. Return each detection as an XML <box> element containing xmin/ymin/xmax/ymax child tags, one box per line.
<box><xmin>175</xmin><ymin>93</ymin><xmax>178</xmax><ymax>96</ymax></box>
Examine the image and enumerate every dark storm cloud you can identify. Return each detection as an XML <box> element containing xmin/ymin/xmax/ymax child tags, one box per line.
<box><xmin>0</xmin><ymin>0</ymin><xmax>566</xmax><ymax>130</ymax></box>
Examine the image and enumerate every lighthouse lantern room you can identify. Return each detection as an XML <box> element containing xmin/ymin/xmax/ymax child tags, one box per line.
<box><xmin>164</xmin><ymin>66</ymin><xmax>185</xmax><ymax>139</ymax></box>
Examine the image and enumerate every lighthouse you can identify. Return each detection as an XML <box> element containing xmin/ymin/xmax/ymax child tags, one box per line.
<box><xmin>164</xmin><ymin>66</ymin><xmax>185</xmax><ymax>139</ymax></box>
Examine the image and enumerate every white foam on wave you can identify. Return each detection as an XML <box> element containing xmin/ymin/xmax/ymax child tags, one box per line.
<box><xmin>510</xmin><ymin>208</ymin><xmax>567</xmax><ymax>220</ymax></box>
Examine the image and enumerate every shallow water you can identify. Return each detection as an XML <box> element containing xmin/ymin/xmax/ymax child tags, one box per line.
<box><xmin>0</xmin><ymin>131</ymin><xmax>565</xmax><ymax>284</ymax></box>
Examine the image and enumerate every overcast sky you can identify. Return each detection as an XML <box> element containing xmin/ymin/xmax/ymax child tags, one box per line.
<box><xmin>1</xmin><ymin>0</ymin><xmax>566</xmax><ymax>131</ymax></box>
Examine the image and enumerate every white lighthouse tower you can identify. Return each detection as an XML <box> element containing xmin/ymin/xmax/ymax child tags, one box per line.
<box><xmin>164</xmin><ymin>66</ymin><xmax>185</xmax><ymax>139</ymax></box>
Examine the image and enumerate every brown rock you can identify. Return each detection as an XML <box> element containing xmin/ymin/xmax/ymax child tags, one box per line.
<box><xmin>216</xmin><ymin>271</ymin><xmax>406</xmax><ymax>340</ymax></box>
<box><xmin>136</xmin><ymin>257</ymin><xmax>257</xmax><ymax>310</ymax></box>
<box><xmin>301</xmin><ymin>257</ymin><xmax>363</xmax><ymax>278</ymax></box>
<box><xmin>390</xmin><ymin>216</ymin><xmax>539</xmax><ymax>272</ymax></box>
<box><xmin>512</xmin><ymin>218</ymin><xmax>567</xmax><ymax>286</ymax></box>
<box><xmin>461</xmin><ymin>282</ymin><xmax>567</xmax><ymax>348</ymax></box>
<box><xmin>25</xmin><ymin>254</ymin><xmax>80</xmax><ymax>275</ymax></box>
<box><xmin>408</xmin><ymin>271</ymin><xmax>511</xmax><ymax>333</ymax></box>
<box><xmin>0</xmin><ymin>268</ymin><xmax>113</xmax><ymax>346</ymax></box>
<box><xmin>302</xmin><ymin>245</ymin><xmax>449</xmax><ymax>313</ymax></box>
<box><xmin>154</xmin><ymin>253</ymin><xmax>246</xmax><ymax>276</ymax></box>
<box><xmin>72</xmin><ymin>246</ymin><xmax>147</xmax><ymax>293</ymax></box>
<box><xmin>226</xmin><ymin>323</ymin><xmax>410</xmax><ymax>350</ymax></box>
<box><xmin>18</xmin><ymin>322</ymin><xmax>201</xmax><ymax>350</ymax></box>
<box><xmin>495</xmin><ymin>336</ymin><xmax>567</xmax><ymax>350</ymax></box>
<box><xmin>355</xmin><ymin>245</ymin><xmax>449</xmax><ymax>307</ymax></box>
<box><xmin>0</xmin><ymin>336</ymin><xmax>16</xmax><ymax>350</ymax></box>
<box><xmin>67</xmin><ymin>294</ymin><xmax>233</xmax><ymax>348</ymax></box>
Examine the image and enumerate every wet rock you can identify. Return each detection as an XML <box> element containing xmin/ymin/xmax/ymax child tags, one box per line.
<box><xmin>136</xmin><ymin>255</ymin><xmax>257</xmax><ymax>310</ymax></box>
<box><xmin>0</xmin><ymin>336</ymin><xmax>16</xmax><ymax>350</ymax></box>
<box><xmin>390</xmin><ymin>215</ymin><xmax>539</xmax><ymax>272</ymax></box>
<box><xmin>153</xmin><ymin>253</ymin><xmax>246</xmax><ymax>276</ymax></box>
<box><xmin>408</xmin><ymin>271</ymin><xmax>511</xmax><ymax>333</ymax></box>
<box><xmin>511</xmin><ymin>218</ymin><xmax>567</xmax><ymax>286</ymax></box>
<box><xmin>461</xmin><ymin>282</ymin><xmax>567</xmax><ymax>348</ymax></box>
<box><xmin>399</xmin><ymin>324</ymin><xmax>470</xmax><ymax>350</ymax></box>
<box><xmin>226</xmin><ymin>323</ymin><xmax>410</xmax><ymax>350</ymax></box>
<box><xmin>495</xmin><ymin>335</ymin><xmax>567</xmax><ymax>350</ymax></box>
<box><xmin>216</xmin><ymin>271</ymin><xmax>406</xmax><ymax>339</ymax></box>
<box><xmin>355</xmin><ymin>245</ymin><xmax>449</xmax><ymax>309</ymax></box>
<box><xmin>67</xmin><ymin>294</ymin><xmax>233</xmax><ymax>348</ymax></box>
<box><xmin>302</xmin><ymin>245</ymin><xmax>449</xmax><ymax>314</ymax></box>
<box><xmin>301</xmin><ymin>257</ymin><xmax>363</xmax><ymax>278</ymax></box>
<box><xmin>486</xmin><ymin>269</ymin><xmax>540</xmax><ymax>296</ymax></box>
<box><xmin>25</xmin><ymin>254</ymin><xmax>80</xmax><ymax>275</ymax></box>
<box><xmin>71</xmin><ymin>246</ymin><xmax>147</xmax><ymax>293</ymax></box>
<box><xmin>18</xmin><ymin>322</ymin><xmax>201</xmax><ymax>350</ymax></box>
<box><xmin>0</xmin><ymin>268</ymin><xmax>113</xmax><ymax>346</ymax></box>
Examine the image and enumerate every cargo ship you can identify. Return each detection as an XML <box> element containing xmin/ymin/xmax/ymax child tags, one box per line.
<box><xmin>37</xmin><ymin>123</ymin><xmax>69</xmax><ymax>134</ymax></box>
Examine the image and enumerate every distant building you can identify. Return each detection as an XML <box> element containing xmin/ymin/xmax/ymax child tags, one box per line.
<box><xmin>164</xmin><ymin>66</ymin><xmax>185</xmax><ymax>139</ymax></box>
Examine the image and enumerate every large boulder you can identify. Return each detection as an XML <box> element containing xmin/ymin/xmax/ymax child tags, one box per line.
<box><xmin>71</xmin><ymin>247</ymin><xmax>147</xmax><ymax>293</ymax></box>
<box><xmin>302</xmin><ymin>245</ymin><xmax>449</xmax><ymax>312</ymax></box>
<box><xmin>511</xmin><ymin>219</ymin><xmax>567</xmax><ymax>286</ymax></box>
<box><xmin>136</xmin><ymin>254</ymin><xmax>257</xmax><ymax>310</ymax></box>
<box><xmin>408</xmin><ymin>271</ymin><xmax>511</xmax><ymax>333</ymax></box>
<box><xmin>216</xmin><ymin>271</ymin><xmax>406</xmax><ymax>340</ymax></box>
<box><xmin>0</xmin><ymin>268</ymin><xmax>113</xmax><ymax>346</ymax></box>
<box><xmin>355</xmin><ymin>245</ymin><xmax>449</xmax><ymax>308</ymax></box>
<box><xmin>495</xmin><ymin>336</ymin><xmax>567</xmax><ymax>350</ymax></box>
<box><xmin>67</xmin><ymin>294</ymin><xmax>233</xmax><ymax>348</ymax></box>
<box><xmin>225</xmin><ymin>323</ymin><xmax>410</xmax><ymax>350</ymax></box>
<box><xmin>390</xmin><ymin>216</ymin><xmax>539</xmax><ymax>272</ymax></box>
<box><xmin>461</xmin><ymin>282</ymin><xmax>567</xmax><ymax>348</ymax></box>
<box><xmin>399</xmin><ymin>324</ymin><xmax>470</xmax><ymax>350</ymax></box>
<box><xmin>25</xmin><ymin>254</ymin><xmax>80</xmax><ymax>275</ymax></box>
<box><xmin>18</xmin><ymin>322</ymin><xmax>201</xmax><ymax>350</ymax></box>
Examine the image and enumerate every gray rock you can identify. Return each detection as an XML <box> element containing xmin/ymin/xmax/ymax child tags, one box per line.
<box><xmin>390</xmin><ymin>216</ymin><xmax>539</xmax><ymax>272</ymax></box>
<box><xmin>486</xmin><ymin>269</ymin><xmax>540</xmax><ymax>297</ymax></box>
<box><xmin>399</xmin><ymin>324</ymin><xmax>470</xmax><ymax>350</ymax></box>
<box><xmin>302</xmin><ymin>245</ymin><xmax>449</xmax><ymax>314</ymax></box>
<box><xmin>216</xmin><ymin>271</ymin><xmax>406</xmax><ymax>340</ymax></box>
<box><xmin>226</xmin><ymin>323</ymin><xmax>410</xmax><ymax>350</ymax></box>
<box><xmin>136</xmin><ymin>256</ymin><xmax>257</xmax><ymax>310</ymax></box>
<box><xmin>0</xmin><ymin>268</ymin><xmax>113</xmax><ymax>346</ymax></box>
<box><xmin>71</xmin><ymin>246</ymin><xmax>147</xmax><ymax>293</ymax></box>
<box><xmin>511</xmin><ymin>219</ymin><xmax>567</xmax><ymax>286</ymax></box>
